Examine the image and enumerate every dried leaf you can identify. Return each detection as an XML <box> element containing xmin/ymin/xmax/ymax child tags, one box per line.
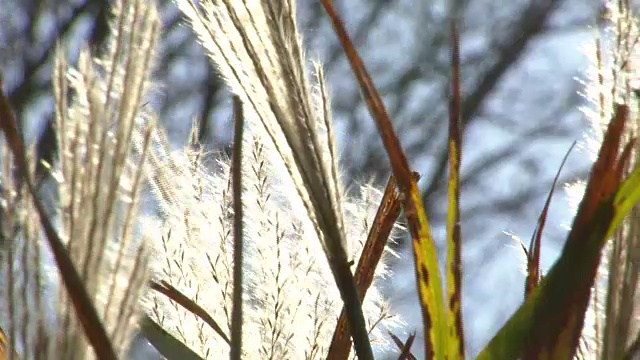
<box><xmin>140</xmin><ymin>315</ymin><xmax>205</xmax><ymax>360</ymax></box>
<box><xmin>149</xmin><ymin>280</ymin><xmax>230</xmax><ymax>345</ymax></box>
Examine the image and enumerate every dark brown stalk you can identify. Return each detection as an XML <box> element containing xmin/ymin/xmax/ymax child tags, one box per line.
<box><xmin>230</xmin><ymin>96</ymin><xmax>245</xmax><ymax>360</ymax></box>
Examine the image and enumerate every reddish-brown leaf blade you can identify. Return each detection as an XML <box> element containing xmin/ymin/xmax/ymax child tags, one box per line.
<box><xmin>524</xmin><ymin>142</ymin><xmax>576</xmax><ymax>298</ymax></box>
<box><xmin>320</xmin><ymin>2</ymin><xmax>449</xmax><ymax>358</ymax></box>
<box><xmin>479</xmin><ymin>104</ymin><xmax>633</xmax><ymax>359</ymax></box>
<box><xmin>574</xmin><ymin>104</ymin><xmax>629</xmax><ymax>227</ymax></box>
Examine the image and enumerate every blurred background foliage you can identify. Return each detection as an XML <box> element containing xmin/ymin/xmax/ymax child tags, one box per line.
<box><xmin>0</xmin><ymin>0</ymin><xmax>620</xmax><ymax>356</ymax></box>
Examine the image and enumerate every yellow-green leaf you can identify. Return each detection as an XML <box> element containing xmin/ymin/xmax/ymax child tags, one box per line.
<box><xmin>407</xmin><ymin>183</ymin><xmax>449</xmax><ymax>359</ymax></box>
<box><xmin>445</xmin><ymin>17</ymin><xmax>464</xmax><ymax>360</ymax></box>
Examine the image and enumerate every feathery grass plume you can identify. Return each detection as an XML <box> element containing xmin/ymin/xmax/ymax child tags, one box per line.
<box><xmin>0</xmin><ymin>0</ymin><xmax>160</xmax><ymax>357</ymax></box>
<box><xmin>161</xmin><ymin>0</ymin><xmax>397</xmax><ymax>358</ymax></box>
<box><xmin>572</xmin><ymin>1</ymin><xmax>640</xmax><ymax>358</ymax></box>
<box><xmin>141</xmin><ymin>118</ymin><xmax>403</xmax><ymax>358</ymax></box>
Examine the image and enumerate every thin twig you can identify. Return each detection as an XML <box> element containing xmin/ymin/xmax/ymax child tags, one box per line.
<box><xmin>525</xmin><ymin>141</ymin><xmax>576</xmax><ymax>297</ymax></box>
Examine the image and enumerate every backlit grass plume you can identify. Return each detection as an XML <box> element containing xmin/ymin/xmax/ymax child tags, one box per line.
<box><xmin>141</xmin><ymin>128</ymin><xmax>400</xmax><ymax>359</ymax></box>
<box><xmin>139</xmin><ymin>1</ymin><xmax>404</xmax><ymax>357</ymax></box>
<box><xmin>165</xmin><ymin>0</ymin><xmax>398</xmax><ymax>358</ymax></box>
<box><xmin>0</xmin><ymin>0</ymin><xmax>159</xmax><ymax>358</ymax></box>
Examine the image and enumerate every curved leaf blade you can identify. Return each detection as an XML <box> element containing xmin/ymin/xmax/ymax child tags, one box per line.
<box><xmin>525</xmin><ymin>142</ymin><xmax>575</xmax><ymax>297</ymax></box>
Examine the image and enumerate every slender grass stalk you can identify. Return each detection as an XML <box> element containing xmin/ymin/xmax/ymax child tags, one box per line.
<box><xmin>524</xmin><ymin>142</ymin><xmax>575</xmax><ymax>299</ymax></box>
<box><xmin>230</xmin><ymin>96</ymin><xmax>245</xmax><ymax>360</ymax></box>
